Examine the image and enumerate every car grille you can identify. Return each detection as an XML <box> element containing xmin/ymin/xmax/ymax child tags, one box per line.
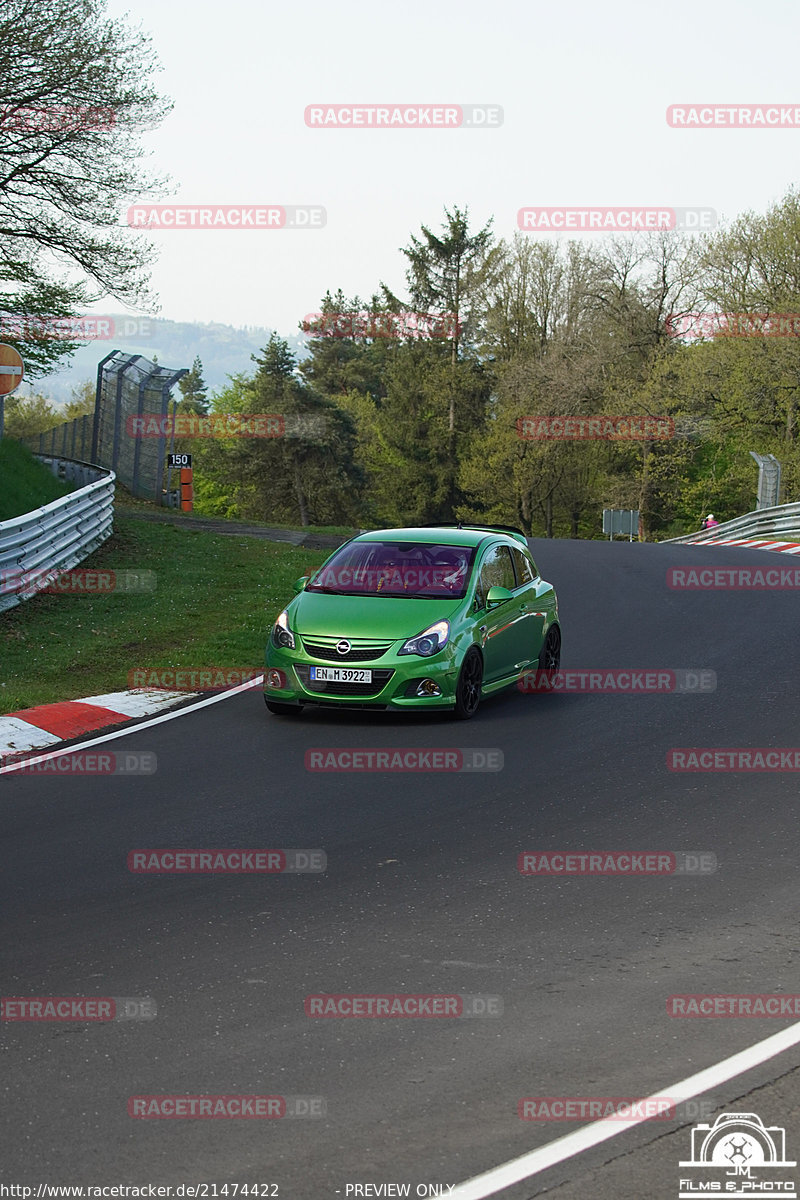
<box><xmin>300</xmin><ymin>637</ymin><xmax>394</xmax><ymax>663</ymax></box>
<box><xmin>294</xmin><ymin>665</ymin><xmax>395</xmax><ymax>696</ymax></box>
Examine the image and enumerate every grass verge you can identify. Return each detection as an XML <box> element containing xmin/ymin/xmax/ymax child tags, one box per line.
<box><xmin>0</xmin><ymin>439</ymin><xmax>75</xmax><ymax>521</ymax></box>
<box><xmin>0</xmin><ymin>515</ymin><xmax>329</xmax><ymax>713</ymax></box>
<box><xmin>113</xmin><ymin>481</ymin><xmax>361</xmax><ymax>537</ymax></box>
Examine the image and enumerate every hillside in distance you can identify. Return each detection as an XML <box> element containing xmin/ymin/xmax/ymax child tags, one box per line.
<box><xmin>36</xmin><ymin>315</ymin><xmax>310</xmax><ymax>407</ymax></box>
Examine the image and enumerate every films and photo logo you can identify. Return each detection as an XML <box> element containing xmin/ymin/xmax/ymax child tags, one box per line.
<box><xmin>678</xmin><ymin>1112</ymin><xmax>796</xmax><ymax>1198</ymax></box>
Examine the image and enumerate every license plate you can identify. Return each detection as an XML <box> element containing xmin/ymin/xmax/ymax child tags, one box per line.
<box><xmin>309</xmin><ymin>666</ymin><xmax>372</xmax><ymax>683</ymax></box>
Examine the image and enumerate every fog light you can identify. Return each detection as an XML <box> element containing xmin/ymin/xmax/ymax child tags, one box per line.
<box><xmin>416</xmin><ymin>678</ymin><xmax>442</xmax><ymax>697</ymax></box>
<box><xmin>266</xmin><ymin>669</ymin><xmax>286</xmax><ymax>690</ymax></box>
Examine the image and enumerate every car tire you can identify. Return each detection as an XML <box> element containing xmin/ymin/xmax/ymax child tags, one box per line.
<box><xmin>264</xmin><ymin>696</ymin><xmax>304</xmax><ymax>717</ymax></box>
<box><xmin>538</xmin><ymin>624</ymin><xmax>561</xmax><ymax>672</ymax></box>
<box><xmin>453</xmin><ymin>647</ymin><xmax>483</xmax><ymax>720</ymax></box>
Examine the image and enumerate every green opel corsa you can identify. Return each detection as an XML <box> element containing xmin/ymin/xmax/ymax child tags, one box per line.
<box><xmin>264</xmin><ymin>524</ymin><xmax>561</xmax><ymax>720</ymax></box>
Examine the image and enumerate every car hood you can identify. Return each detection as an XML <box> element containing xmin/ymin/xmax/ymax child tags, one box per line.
<box><xmin>289</xmin><ymin>591</ymin><xmax>465</xmax><ymax>639</ymax></box>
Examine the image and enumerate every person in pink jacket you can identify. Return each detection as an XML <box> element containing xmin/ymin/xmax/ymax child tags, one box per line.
<box><xmin>702</xmin><ymin>513</ymin><xmax>719</xmax><ymax>529</ymax></box>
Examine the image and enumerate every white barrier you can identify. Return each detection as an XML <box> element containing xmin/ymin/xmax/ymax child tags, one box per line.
<box><xmin>663</xmin><ymin>501</ymin><xmax>800</xmax><ymax>546</ymax></box>
<box><xmin>0</xmin><ymin>457</ymin><xmax>115</xmax><ymax>613</ymax></box>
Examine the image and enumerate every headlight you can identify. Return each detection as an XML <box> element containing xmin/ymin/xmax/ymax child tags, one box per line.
<box><xmin>398</xmin><ymin>620</ymin><xmax>449</xmax><ymax>657</ymax></box>
<box><xmin>272</xmin><ymin>609</ymin><xmax>295</xmax><ymax>650</ymax></box>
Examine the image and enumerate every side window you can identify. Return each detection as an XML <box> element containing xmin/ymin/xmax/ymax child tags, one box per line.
<box><xmin>475</xmin><ymin>544</ymin><xmax>515</xmax><ymax>608</ymax></box>
<box><xmin>510</xmin><ymin>546</ymin><xmax>535</xmax><ymax>587</ymax></box>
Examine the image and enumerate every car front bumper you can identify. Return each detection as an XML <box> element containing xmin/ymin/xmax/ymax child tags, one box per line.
<box><xmin>264</xmin><ymin>638</ymin><xmax>462</xmax><ymax>710</ymax></box>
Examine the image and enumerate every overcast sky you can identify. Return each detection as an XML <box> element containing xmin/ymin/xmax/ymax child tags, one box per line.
<box><xmin>100</xmin><ymin>0</ymin><xmax>800</xmax><ymax>342</ymax></box>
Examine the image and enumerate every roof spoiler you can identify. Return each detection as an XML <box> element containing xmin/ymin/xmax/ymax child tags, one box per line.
<box><xmin>420</xmin><ymin>522</ymin><xmax>529</xmax><ymax>547</ymax></box>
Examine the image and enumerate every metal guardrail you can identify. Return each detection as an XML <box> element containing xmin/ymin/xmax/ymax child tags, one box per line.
<box><xmin>663</xmin><ymin>501</ymin><xmax>800</xmax><ymax>545</ymax></box>
<box><xmin>0</xmin><ymin>456</ymin><xmax>115</xmax><ymax>613</ymax></box>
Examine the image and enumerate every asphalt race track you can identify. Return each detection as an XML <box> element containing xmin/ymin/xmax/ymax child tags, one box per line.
<box><xmin>3</xmin><ymin>537</ymin><xmax>800</xmax><ymax>1198</ymax></box>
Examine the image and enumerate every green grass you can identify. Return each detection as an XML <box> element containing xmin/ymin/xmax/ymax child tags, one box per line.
<box><xmin>0</xmin><ymin>438</ymin><xmax>75</xmax><ymax>521</ymax></box>
<box><xmin>260</xmin><ymin>523</ymin><xmax>362</xmax><ymax>536</ymax></box>
<box><xmin>112</xmin><ymin>483</ymin><xmax>361</xmax><ymax>537</ymax></box>
<box><xmin>0</xmin><ymin>516</ymin><xmax>329</xmax><ymax>713</ymax></box>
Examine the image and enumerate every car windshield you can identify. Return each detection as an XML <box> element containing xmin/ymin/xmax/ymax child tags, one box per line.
<box><xmin>306</xmin><ymin>540</ymin><xmax>476</xmax><ymax>599</ymax></box>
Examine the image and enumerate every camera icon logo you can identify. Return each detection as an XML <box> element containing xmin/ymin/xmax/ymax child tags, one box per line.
<box><xmin>679</xmin><ymin>1112</ymin><xmax>797</xmax><ymax>1198</ymax></box>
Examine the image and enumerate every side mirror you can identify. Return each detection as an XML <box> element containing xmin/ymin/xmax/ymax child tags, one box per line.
<box><xmin>486</xmin><ymin>585</ymin><xmax>513</xmax><ymax>609</ymax></box>
<box><xmin>293</xmin><ymin>576</ymin><xmax>310</xmax><ymax>594</ymax></box>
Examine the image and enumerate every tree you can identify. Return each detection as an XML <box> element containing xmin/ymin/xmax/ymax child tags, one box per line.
<box><xmin>298</xmin><ymin>289</ymin><xmax>397</xmax><ymax>399</ymax></box>
<box><xmin>381</xmin><ymin>207</ymin><xmax>498</xmax><ymax>515</ymax></box>
<box><xmin>702</xmin><ymin>187</ymin><xmax>800</xmax><ymax>314</ymax></box>
<box><xmin>3</xmin><ymin>391</ymin><xmax>60</xmax><ymax>438</ymax></box>
<box><xmin>0</xmin><ymin>0</ymin><xmax>172</xmax><ymax>377</ymax></box>
<box><xmin>64</xmin><ymin>379</ymin><xmax>95</xmax><ymax>420</ymax></box>
<box><xmin>177</xmin><ymin>356</ymin><xmax>209</xmax><ymax>415</ymax></box>
<box><xmin>480</xmin><ymin>236</ymin><xmax>597</xmax><ymax>363</ymax></box>
<box><xmin>194</xmin><ymin>335</ymin><xmax>364</xmax><ymax>527</ymax></box>
<box><xmin>389</xmin><ymin>204</ymin><xmax>498</xmax><ymax>387</ymax></box>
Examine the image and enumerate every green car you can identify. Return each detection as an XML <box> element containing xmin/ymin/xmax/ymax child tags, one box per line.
<box><xmin>264</xmin><ymin>524</ymin><xmax>561</xmax><ymax>720</ymax></box>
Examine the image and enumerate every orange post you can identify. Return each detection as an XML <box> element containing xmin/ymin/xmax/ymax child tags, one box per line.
<box><xmin>180</xmin><ymin>467</ymin><xmax>193</xmax><ymax>512</ymax></box>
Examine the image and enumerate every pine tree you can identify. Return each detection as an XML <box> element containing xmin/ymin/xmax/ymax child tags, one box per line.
<box><xmin>177</xmin><ymin>356</ymin><xmax>209</xmax><ymax>415</ymax></box>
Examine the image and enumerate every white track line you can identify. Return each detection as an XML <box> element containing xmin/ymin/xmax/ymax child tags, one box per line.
<box><xmin>0</xmin><ymin>676</ymin><xmax>263</xmax><ymax>775</ymax></box>
<box><xmin>449</xmin><ymin>1021</ymin><xmax>800</xmax><ymax>1198</ymax></box>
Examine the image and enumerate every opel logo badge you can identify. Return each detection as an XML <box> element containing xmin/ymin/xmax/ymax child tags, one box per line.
<box><xmin>336</xmin><ymin>639</ymin><xmax>351</xmax><ymax>655</ymax></box>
